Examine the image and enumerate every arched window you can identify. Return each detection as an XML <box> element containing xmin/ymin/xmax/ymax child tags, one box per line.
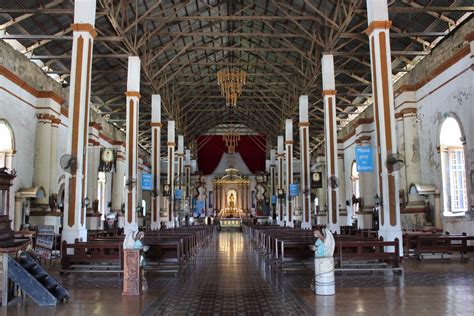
<box><xmin>440</xmin><ymin>117</ymin><xmax>467</xmax><ymax>214</ymax></box>
<box><xmin>351</xmin><ymin>161</ymin><xmax>360</xmax><ymax>198</ymax></box>
<box><xmin>0</xmin><ymin>120</ymin><xmax>15</xmax><ymax>169</ymax></box>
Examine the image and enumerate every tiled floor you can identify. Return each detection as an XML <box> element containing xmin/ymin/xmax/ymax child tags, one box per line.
<box><xmin>4</xmin><ymin>231</ymin><xmax>474</xmax><ymax>315</ymax></box>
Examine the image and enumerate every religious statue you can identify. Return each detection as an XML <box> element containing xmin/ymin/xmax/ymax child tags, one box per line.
<box><xmin>229</xmin><ymin>193</ymin><xmax>235</xmax><ymax>208</ymax></box>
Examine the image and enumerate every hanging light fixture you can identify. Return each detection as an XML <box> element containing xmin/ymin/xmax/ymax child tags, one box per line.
<box><xmin>216</xmin><ymin>69</ymin><xmax>246</xmax><ymax>107</ymax></box>
<box><xmin>223</xmin><ymin>132</ymin><xmax>240</xmax><ymax>154</ymax></box>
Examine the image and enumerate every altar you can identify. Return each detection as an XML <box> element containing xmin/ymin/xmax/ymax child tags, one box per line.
<box><xmin>213</xmin><ymin>168</ymin><xmax>251</xmax><ymax>216</ymax></box>
<box><xmin>219</xmin><ymin>218</ymin><xmax>242</xmax><ymax>231</ymax></box>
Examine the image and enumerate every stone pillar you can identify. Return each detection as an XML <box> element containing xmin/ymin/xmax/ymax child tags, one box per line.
<box><xmin>86</xmin><ymin>137</ymin><xmax>100</xmax><ymax>212</ymax></box>
<box><xmin>124</xmin><ymin>56</ymin><xmax>141</xmax><ymax>235</ymax></box>
<box><xmin>177</xmin><ymin>135</ymin><xmax>184</xmax><ymax>190</ymax></box>
<box><xmin>269</xmin><ymin>149</ymin><xmax>276</xmax><ymax>220</ymax></box>
<box><xmin>366</xmin><ymin>0</ymin><xmax>402</xmax><ymax>252</ymax></box>
<box><xmin>299</xmin><ymin>96</ymin><xmax>312</xmax><ymax>229</ymax></box>
<box><xmin>33</xmin><ymin>113</ymin><xmax>52</xmax><ymax>205</ymax></box>
<box><xmin>322</xmin><ymin>53</ymin><xmax>340</xmax><ymax>233</ymax></box>
<box><xmin>276</xmin><ymin>136</ymin><xmax>285</xmax><ymax>225</ymax></box>
<box><xmin>338</xmin><ymin>153</ymin><xmax>348</xmax><ymax>226</ymax></box>
<box><xmin>111</xmin><ymin>146</ymin><xmax>125</xmax><ymax>212</ymax></box>
<box><xmin>395</xmin><ymin>112</ymin><xmax>406</xmax><ymax>199</ymax></box>
<box><xmin>166</xmin><ymin>121</ymin><xmax>176</xmax><ymax>228</ymax></box>
<box><xmin>185</xmin><ymin>149</ymin><xmax>191</xmax><ymax>214</ymax></box>
<box><xmin>285</xmin><ymin>120</ymin><xmax>294</xmax><ymax>227</ymax></box>
<box><xmin>62</xmin><ymin>0</ymin><xmax>96</xmax><ymax>243</ymax></box>
<box><xmin>49</xmin><ymin>117</ymin><xmax>60</xmax><ymax>200</ymax></box>
<box><xmin>150</xmin><ymin>95</ymin><xmax>161</xmax><ymax>230</ymax></box>
<box><xmin>14</xmin><ymin>196</ymin><xmax>22</xmax><ymax>231</ymax></box>
<box><xmin>402</xmin><ymin>108</ymin><xmax>422</xmax><ymax>204</ymax></box>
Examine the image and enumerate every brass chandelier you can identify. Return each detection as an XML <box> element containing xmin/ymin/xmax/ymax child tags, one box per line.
<box><xmin>216</xmin><ymin>69</ymin><xmax>247</xmax><ymax>107</ymax></box>
<box><xmin>223</xmin><ymin>132</ymin><xmax>240</xmax><ymax>154</ymax></box>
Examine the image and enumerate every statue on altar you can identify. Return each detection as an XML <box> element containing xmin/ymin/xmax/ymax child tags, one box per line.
<box><xmin>229</xmin><ymin>193</ymin><xmax>235</xmax><ymax>208</ymax></box>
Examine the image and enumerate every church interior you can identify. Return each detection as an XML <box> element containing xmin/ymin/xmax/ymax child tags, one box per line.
<box><xmin>0</xmin><ymin>0</ymin><xmax>473</xmax><ymax>314</ymax></box>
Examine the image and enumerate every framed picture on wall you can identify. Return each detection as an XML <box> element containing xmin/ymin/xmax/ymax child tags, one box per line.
<box><xmin>208</xmin><ymin>191</ymin><xmax>213</xmax><ymax>209</ymax></box>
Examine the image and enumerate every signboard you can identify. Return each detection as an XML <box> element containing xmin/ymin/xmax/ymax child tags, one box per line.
<box><xmin>289</xmin><ymin>183</ymin><xmax>300</xmax><ymax>197</ymax></box>
<box><xmin>311</xmin><ymin>172</ymin><xmax>323</xmax><ymax>188</ymax></box>
<box><xmin>355</xmin><ymin>146</ymin><xmax>374</xmax><ymax>172</ymax></box>
<box><xmin>141</xmin><ymin>173</ymin><xmax>153</xmax><ymax>191</ymax></box>
<box><xmin>35</xmin><ymin>225</ymin><xmax>55</xmax><ymax>260</ymax></box>
<box><xmin>271</xmin><ymin>195</ymin><xmax>277</xmax><ymax>204</ymax></box>
<box><xmin>175</xmin><ymin>189</ymin><xmax>183</xmax><ymax>200</ymax></box>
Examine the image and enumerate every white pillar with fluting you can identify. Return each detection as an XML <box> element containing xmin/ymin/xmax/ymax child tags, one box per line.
<box><xmin>269</xmin><ymin>149</ymin><xmax>276</xmax><ymax>222</ymax></box>
<box><xmin>166</xmin><ymin>121</ymin><xmax>176</xmax><ymax>228</ymax></box>
<box><xmin>62</xmin><ymin>0</ymin><xmax>97</xmax><ymax>243</ymax></box>
<box><xmin>185</xmin><ymin>149</ymin><xmax>191</xmax><ymax>215</ymax></box>
<box><xmin>299</xmin><ymin>95</ymin><xmax>312</xmax><ymax>229</ymax></box>
<box><xmin>124</xmin><ymin>56</ymin><xmax>141</xmax><ymax>235</ymax></box>
<box><xmin>285</xmin><ymin>119</ymin><xmax>294</xmax><ymax>227</ymax></box>
<box><xmin>276</xmin><ymin>136</ymin><xmax>285</xmax><ymax>226</ymax></box>
<box><xmin>322</xmin><ymin>54</ymin><xmax>340</xmax><ymax>233</ymax></box>
<box><xmin>366</xmin><ymin>0</ymin><xmax>402</xmax><ymax>253</ymax></box>
<box><xmin>150</xmin><ymin>94</ymin><xmax>161</xmax><ymax>230</ymax></box>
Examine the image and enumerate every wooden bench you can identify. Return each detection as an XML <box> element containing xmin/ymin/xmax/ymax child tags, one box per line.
<box><xmin>413</xmin><ymin>235</ymin><xmax>474</xmax><ymax>259</ymax></box>
<box><xmin>335</xmin><ymin>239</ymin><xmax>402</xmax><ymax>274</ymax></box>
<box><xmin>60</xmin><ymin>240</ymin><xmax>123</xmax><ymax>273</ymax></box>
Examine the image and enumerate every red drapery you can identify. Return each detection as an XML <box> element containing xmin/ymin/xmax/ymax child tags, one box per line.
<box><xmin>197</xmin><ymin>135</ymin><xmax>266</xmax><ymax>175</ymax></box>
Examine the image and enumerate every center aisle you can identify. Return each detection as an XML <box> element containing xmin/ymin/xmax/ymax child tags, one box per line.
<box><xmin>142</xmin><ymin>231</ymin><xmax>314</xmax><ymax>315</ymax></box>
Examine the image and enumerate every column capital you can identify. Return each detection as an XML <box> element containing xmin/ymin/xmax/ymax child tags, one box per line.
<box><xmin>322</xmin><ymin>90</ymin><xmax>337</xmax><ymax>97</ymax></box>
<box><xmin>125</xmin><ymin>91</ymin><xmax>141</xmax><ymax>99</ymax></box>
<box><xmin>365</xmin><ymin>20</ymin><xmax>392</xmax><ymax>36</ymax></box>
<box><xmin>298</xmin><ymin>122</ymin><xmax>310</xmax><ymax>127</ymax></box>
<box><xmin>71</xmin><ymin>23</ymin><xmax>97</xmax><ymax>37</ymax></box>
<box><xmin>150</xmin><ymin>122</ymin><xmax>162</xmax><ymax>127</ymax></box>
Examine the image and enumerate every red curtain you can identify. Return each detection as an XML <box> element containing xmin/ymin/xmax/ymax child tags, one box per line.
<box><xmin>197</xmin><ymin>135</ymin><xmax>266</xmax><ymax>175</ymax></box>
<box><xmin>235</xmin><ymin>135</ymin><xmax>266</xmax><ymax>174</ymax></box>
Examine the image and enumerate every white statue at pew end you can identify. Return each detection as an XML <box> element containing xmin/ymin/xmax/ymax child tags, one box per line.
<box><xmin>310</xmin><ymin>228</ymin><xmax>335</xmax><ymax>257</ymax></box>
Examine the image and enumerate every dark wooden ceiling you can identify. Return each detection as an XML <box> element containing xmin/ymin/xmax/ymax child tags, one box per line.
<box><xmin>1</xmin><ymin>0</ymin><xmax>472</xmax><ymax>156</ymax></box>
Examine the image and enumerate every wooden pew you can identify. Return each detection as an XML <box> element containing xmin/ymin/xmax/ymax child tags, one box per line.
<box><xmin>413</xmin><ymin>235</ymin><xmax>474</xmax><ymax>259</ymax></box>
<box><xmin>60</xmin><ymin>240</ymin><xmax>123</xmax><ymax>273</ymax></box>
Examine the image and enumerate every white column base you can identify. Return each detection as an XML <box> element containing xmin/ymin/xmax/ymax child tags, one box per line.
<box><xmin>301</xmin><ymin>222</ymin><xmax>312</xmax><ymax>230</ymax></box>
<box><xmin>378</xmin><ymin>226</ymin><xmax>403</xmax><ymax>256</ymax></box>
<box><xmin>62</xmin><ymin>227</ymin><xmax>88</xmax><ymax>243</ymax></box>
<box><xmin>124</xmin><ymin>222</ymin><xmax>139</xmax><ymax>235</ymax></box>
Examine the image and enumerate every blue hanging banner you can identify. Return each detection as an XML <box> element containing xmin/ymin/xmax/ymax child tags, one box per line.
<box><xmin>141</xmin><ymin>173</ymin><xmax>153</xmax><ymax>191</ymax></box>
<box><xmin>289</xmin><ymin>184</ymin><xmax>299</xmax><ymax>197</ymax></box>
<box><xmin>271</xmin><ymin>195</ymin><xmax>277</xmax><ymax>204</ymax></box>
<box><xmin>355</xmin><ymin>146</ymin><xmax>374</xmax><ymax>172</ymax></box>
<box><xmin>175</xmin><ymin>189</ymin><xmax>183</xmax><ymax>200</ymax></box>
<box><xmin>195</xmin><ymin>200</ymin><xmax>205</xmax><ymax>217</ymax></box>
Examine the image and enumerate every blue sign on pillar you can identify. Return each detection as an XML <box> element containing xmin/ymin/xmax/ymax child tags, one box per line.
<box><xmin>271</xmin><ymin>195</ymin><xmax>277</xmax><ymax>204</ymax></box>
<box><xmin>141</xmin><ymin>173</ymin><xmax>153</xmax><ymax>190</ymax></box>
<box><xmin>175</xmin><ymin>189</ymin><xmax>183</xmax><ymax>200</ymax></box>
<box><xmin>289</xmin><ymin>184</ymin><xmax>300</xmax><ymax>197</ymax></box>
<box><xmin>355</xmin><ymin>146</ymin><xmax>374</xmax><ymax>172</ymax></box>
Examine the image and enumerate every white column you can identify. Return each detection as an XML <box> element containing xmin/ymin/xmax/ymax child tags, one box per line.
<box><xmin>62</xmin><ymin>0</ymin><xmax>96</xmax><ymax>243</ymax></box>
<box><xmin>357</xmin><ymin>137</ymin><xmax>374</xmax><ymax>229</ymax></box>
<box><xmin>49</xmin><ymin>117</ymin><xmax>60</xmax><ymax>201</ymax></box>
<box><xmin>402</xmin><ymin>108</ymin><xmax>422</xmax><ymax>204</ymax></box>
<box><xmin>395</xmin><ymin>112</ymin><xmax>407</xmax><ymax>199</ymax></box>
<box><xmin>269</xmin><ymin>149</ymin><xmax>276</xmax><ymax>221</ymax></box>
<box><xmin>322</xmin><ymin>53</ymin><xmax>340</xmax><ymax>233</ymax></box>
<box><xmin>176</xmin><ymin>135</ymin><xmax>184</xmax><ymax>226</ymax></box>
<box><xmin>150</xmin><ymin>95</ymin><xmax>161</xmax><ymax>230</ymax></box>
<box><xmin>185</xmin><ymin>149</ymin><xmax>191</xmax><ymax>214</ymax></box>
<box><xmin>285</xmin><ymin>120</ymin><xmax>294</xmax><ymax>227</ymax></box>
<box><xmin>111</xmin><ymin>147</ymin><xmax>125</xmax><ymax>212</ymax></box>
<box><xmin>124</xmin><ymin>56</ymin><xmax>141</xmax><ymax>235</ymax></box>
<box><xmin>299</xmin><ymin>96</ymin><xmax>312</xmax><ymax>229</ymax></box>
<box><xmin>366</xmin><ymin>0</ymin><xmax>402</xmax><ymax>253</ymax></box>
<box><xmin>167</xmin><ymin>121</ymin><xmax>176</xmax><ymax>228</ymax></box>
<box><xmin>86</xmin><ymin>138</ymin><xmax>100</xmax><ymax>213</ymax></box>
<box><xmin>33</xmin><ymin>114</ymin><xmax>52</xmax><ymax>205</ymax></box>
<box><xmin>276</xmin><ymin>136</ymin><xmax>285</xmax><ymax>226</ymax></box>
